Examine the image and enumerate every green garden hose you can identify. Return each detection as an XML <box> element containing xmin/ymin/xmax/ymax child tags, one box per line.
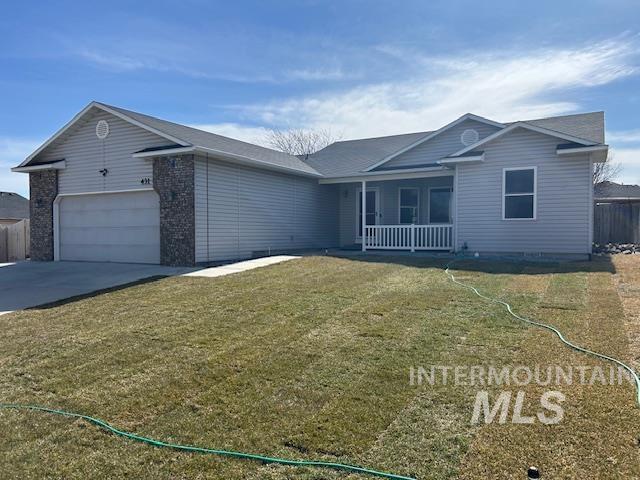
<box><xmin>5</xmin><ymin>257</ymin><xmax>638</xmax><ymax>479</ymax></box>
<box><xmin>0</xmin><ymin>403</ymin><xmax>416</xmax><ymax>480</ymax></box>
<box><xmin>445</xmin><ymin>259</ymin><xmax>640</xmax><ymax>408</ymax></box>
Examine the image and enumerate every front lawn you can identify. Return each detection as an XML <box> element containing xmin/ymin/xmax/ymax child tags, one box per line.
<box><xmin>0</xmin><ymin>256</ymin><xmax>638</xmax><ymax>479</ymax></box>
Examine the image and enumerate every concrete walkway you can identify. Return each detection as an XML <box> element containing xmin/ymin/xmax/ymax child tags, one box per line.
<box><xmin>182</xmin><ymin>255</ymin><xmax>300</xmax><ymax>278</ymax></box>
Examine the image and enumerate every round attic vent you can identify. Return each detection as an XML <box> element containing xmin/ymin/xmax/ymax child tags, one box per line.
<box><xmin>461</xmin><ymin>128</ymin><xmax>479</xmax><ymax>146</ymax></box>
<box><xmin>96</xmin><ymin>120</ymin><xmax>110</xmax><ymax>139</ymax></box>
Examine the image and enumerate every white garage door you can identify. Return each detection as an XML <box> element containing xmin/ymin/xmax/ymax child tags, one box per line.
<box><xmin>59</xmin><ymin>191</ymin><xmax>160</xmax><ymax>264</ymax></box>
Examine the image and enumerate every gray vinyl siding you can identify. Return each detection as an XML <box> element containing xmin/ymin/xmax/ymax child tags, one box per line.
<box><xmin>338</xmin><ymin>177</ymin><xmax>454</xmax><ymax>246</ymax></box>
<box><xmin>456</xmin><ymin>128</ymin><xmax>592</xmax><ymax>254</ymax></box>
<box><xmin>37</xmin><ymin>109</ymin><xmax>169</xmax><ymax>194</ymax></box>
<box><xmin>194</xmin><ymin>156</ymin><xmax>339</xmax><ymax>262</ymax></box>
<box><xmin>381</xmin><ymin>119</ymin><xmax>501</xmax><ymax>169</ymax></box>
<box><xmin>194</xmin><ymin>158</ymin><xmax>209</xmax><ymax>262</ymax></box>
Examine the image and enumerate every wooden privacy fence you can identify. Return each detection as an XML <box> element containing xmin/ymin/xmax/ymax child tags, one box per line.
<box><xmin>0</xmin><ymin>219</ymin><xmax>30</xmax><ymax>262</ymax></box>
<box><xmin>593</xmin><ymin>202</ymin><xmax>640</xmax><ymax>244</ymax></box>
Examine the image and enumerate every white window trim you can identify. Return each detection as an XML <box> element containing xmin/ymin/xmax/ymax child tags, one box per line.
<box><xmin>356</xmin><ymin>186</ymin><xmax>380</xmax><ymax>241</ymax></box>
<box><xmin>398</xmin><ymin>187</ymin><xmax>420</xmax><ymax>225</ymax></box>
<box><xmin>428</xmin><ymin>186</ymin><xmax>453</xmax><ymax>224</ymax></box>
<box><xmin>502</xmin><ymin>166</ymin><xmax>537</xmax><ymax>221</ymax></box>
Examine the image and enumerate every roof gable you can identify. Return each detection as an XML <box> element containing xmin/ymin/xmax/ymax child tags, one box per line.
<box><xmin>17</xmin><ymin>102</ymin><xmax>188</xmax><ymax>168</ymax></box>
<box><xmin>449</xmin><ymin>121</ymin><xmax>599</xmax><ymax>158</ymax></box>
<box><xmin>363</xmin><ymin>113</ymin><xmax>504</xmax><ymax>171</ymax></box>
<box><xmin>376</xmin><ymin>117</ymin><xmax>501</xmax><ymax>171</ymax></box>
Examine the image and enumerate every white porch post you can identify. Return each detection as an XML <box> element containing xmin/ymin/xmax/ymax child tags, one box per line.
<box><xmin>411</xmin><ymin>224</ymin><xmax>415</xmax><ymax>252</ymax></box>
<box><xmin>452</xmin><ymin>166</ymin><xmax>459</xmax><ymax>252</ymax></box>
<box><xmin>361</xmin><ymin>180</ymin><xmax>367</xmax><ymax>251</ymax></box>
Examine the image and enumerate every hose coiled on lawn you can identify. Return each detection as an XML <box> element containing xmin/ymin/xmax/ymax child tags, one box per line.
<box><xmin>445</xmin><ymin>259</ymin><xmax>640</xmax><ymax>408</ymax></box>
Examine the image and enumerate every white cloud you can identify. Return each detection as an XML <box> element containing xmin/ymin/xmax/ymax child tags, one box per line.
<box><xmin>610</xmin><ymin>148</ymin><xmax>640</xmax><ymax>186</ymax></box>
<box><xmin>285</xmin><ymin>68</ymin><xmax>353</xmax><ymax>81</ymax></box>
<box><xmin>607</xmin><ymin>129</ymin><xmax>640</xmax><ymax>143</ymax></box>
<box><xmin>231</xmin><ymin>38</ymin><xmax>638</xmax><ymax>139</ymax></box>
<box><xmin>77</xmin><ymin>48</ymin><xmax>280</xmax><ymax>83</ymax></box>
<box><xmin>77</xmin><ymin>49</ymin><xmax>149</xmax><ymax>71</ymax></box>
<box><xmin>0</xmin><ymin>137</ymin><xmax>41</xmax><ymax>197</ymax></box>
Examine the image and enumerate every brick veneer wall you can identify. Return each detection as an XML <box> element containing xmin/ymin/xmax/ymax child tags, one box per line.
<box><xmin>29</xmin><ymin>170</ymin><xmax>58</xmax><ymax>261</ymax></box>
<box><xmin>153</xmin><ymin>155</ymin><xmax>195</xmax><ymax>266</ymax></box>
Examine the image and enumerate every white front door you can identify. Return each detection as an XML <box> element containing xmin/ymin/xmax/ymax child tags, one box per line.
<box><xmin>357</xmin><ymin>188</ymin><xmax>380</xmax><ymax>239</ymax></box>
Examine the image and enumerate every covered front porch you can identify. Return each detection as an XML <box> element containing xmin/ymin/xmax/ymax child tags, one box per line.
<box><xmin>323</xmin><ymin>171</ymin><xmax>455</xmax><ymax>252</ymax></box>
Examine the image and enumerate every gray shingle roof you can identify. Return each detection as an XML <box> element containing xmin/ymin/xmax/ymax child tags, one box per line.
<box><xmin>303</xmin><ymin>131</ymin><xmax>431</xmax><ymax>177</ymax></box>
<box><xmin>97</xmin><ymin>103</ymin><xmax>320</xmax><ymax>176</ymax></box>
<box><xmin>18</xmin><ymin>103</ymin><xmax>606</xmax><ymax>179</ymax></box>
<box><xmin>594</xmin><ymin>181</ymin><xmax>640</xmax><ymax>200</ymax></box>
<box><xmin>0</xmin><ymin>192</ymin><xmax>29</xmax><ymax>220</ymax></box>
<box><xmin>520</xmin><ymin>111</ymin><xmax>604</xmax><ymax>144</ymax></box>
<box><xmin>306</xmin><ymin>111</ymin><xmax>605</xmax><ymax>176</ymax></box>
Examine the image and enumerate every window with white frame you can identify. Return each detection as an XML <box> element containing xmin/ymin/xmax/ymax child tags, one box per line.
<box><xmin>429</xmin><ymin>187</ymin><xmax>452</xmax><ymax>224</ymax></box>
<box><xmin>503</xmin><ymin>167</ymin><xmax>536</xmax><ymax>219</ymax></box>
<box><xmin>399</xmin><ymin>187</ymin><xmax>419</xmax><ymax>224</ymax></box>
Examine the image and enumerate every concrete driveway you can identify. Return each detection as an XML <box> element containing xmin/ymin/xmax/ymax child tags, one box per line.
<box><xmin>0</xmin><ymin>261</ymin><xmax>195</xmax><ymax>315</ymax></box>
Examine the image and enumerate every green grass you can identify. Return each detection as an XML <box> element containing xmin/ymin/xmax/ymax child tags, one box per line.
<box><xmin>0</xmin><ymin>255</ymin><xmax>638</xmax><ymax>479</ymax></box>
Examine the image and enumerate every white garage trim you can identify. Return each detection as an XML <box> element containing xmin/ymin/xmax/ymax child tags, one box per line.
<box><xmin>54</xmin><ymin>188</ymin><xmax>158</xmax><ymax>262</ymax></box>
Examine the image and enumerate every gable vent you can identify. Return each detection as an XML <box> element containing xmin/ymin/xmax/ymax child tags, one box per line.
<box><xmin>96</xmin><ymin>120</ymin><xmax>110</xmax><ymax>139</ymax></box>
<box><xmin>461</xmin><ymin>128</ymin><xmax>479</xmax><ymax>146</ymax></box>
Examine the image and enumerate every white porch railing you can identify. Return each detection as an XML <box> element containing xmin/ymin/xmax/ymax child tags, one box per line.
<box><xmin>364</xmin><ymin>224</ymin><xmax>453</xmax><ymax>251</ymax></box>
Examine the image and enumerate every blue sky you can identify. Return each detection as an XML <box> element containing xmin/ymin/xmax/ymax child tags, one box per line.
<box><xmin>2</xmin><ymin>0</ymin><xmax>640</xmax><ymax>197</ymax></box>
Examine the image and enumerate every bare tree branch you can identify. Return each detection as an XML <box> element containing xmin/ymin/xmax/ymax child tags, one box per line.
<box><xmin>593</xmin><ymin>152</ymin><xmax>622</xmax><ymax>185</ymax></box>
<box><xmin>266</xmin><ymin>128</ymin><xmax>341</xmax><ymax>157</ymax></box>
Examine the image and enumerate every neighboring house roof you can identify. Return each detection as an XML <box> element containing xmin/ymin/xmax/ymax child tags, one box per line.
<box><xmin>15</xmin><ymin>101</ymin><xmax>320</xmax><ymax>177</ymax></box>
<box><xmin>0</xmin><ymin>192</ymin><xmax>29</xmax><ymax>220</ymax></box>
<box><xmin>594</xmin><ymin>181</ymin><xmax>640</xmax><ymax>201</ymax></box>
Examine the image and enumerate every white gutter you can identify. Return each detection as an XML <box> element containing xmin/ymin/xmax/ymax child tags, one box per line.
<box><xmin>438</xmin><ymin>153</ymin><xmax>484</xmax><ymax>165</ymax></box>
<box><xmin>132</xmin><ymin>146</ymin><xmax>197</xmax><ymax>158</ymax></box>
<box><xmin>319</xmin><ymin>167</ymin><xmax>451</xmax><ymax>184</ymax></box>
<box><xmin>556</xmin><ymin>145</ymin><xmax>608</xmax><ymax>155</ymax></box>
